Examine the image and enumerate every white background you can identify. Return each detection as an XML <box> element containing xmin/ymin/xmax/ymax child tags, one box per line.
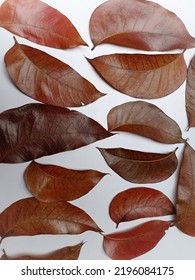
<box><xmin>0</xmin><ymin>0</ymin><xmax>195</xmax><ymax>260</ymax></box>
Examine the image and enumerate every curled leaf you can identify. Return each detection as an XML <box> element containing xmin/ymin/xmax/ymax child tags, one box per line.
<box><xmin>109</xmin><ymin>187</ymin><xmax>175</xmax><ymax>227</ymax></box>
<box><xmin>0</xmin><ymin>0</ymin><xmax>86</xmax><ymax>48</ymax></box>
<box><xmin>24</xmin><ymin>161</ymin><xmax>107</xmax><ymax>202</ymax></box>
<box><xmin>5</xmin><ymin>39</ymin><xmax>103</xmax><ymax>107</ymax></box>
<box><xmin>90</xmin><ymin>0</ymin><xmax>195</xmax><ymax>50</ymax></box>
<box><xmin>88</xmin><ymin>52</ymin><xmax>186</xmax><ymax>99</ymax></box>
<box><xmin>107</xmin><ymin>101</ymin><xmax>184</xmax><ymax>144</ymax></box>
<box><xmin>0</xmin><ymin>103</ymin><xmax>112</xmax><ymax>163</ymax></box>
<box><xmin>98</xmin><ymin>147</ymin><xmax>178</xmax><ymax>184</ymax></box>
<box><xmin>103</xmin><ymin>220</ymin><xmax>171</xmax><ymax>260</ymax></box>
<box><xmin>0</xmin><ymin>198</ymin><xmax>101</xmax><ymax>240</ymax></box>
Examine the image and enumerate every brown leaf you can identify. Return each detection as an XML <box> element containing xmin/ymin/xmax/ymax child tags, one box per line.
<box><xmin>1</xmin><ymin>242</ymin><xmax>84</xmax><ymax>260</ymax></box>
<box><xmin>5</xmin><ymin>39</ymin><xmax>103</xmax><ymax>107</ymax></box>
<box><xmin>90</xmin><ymin>0</ymin><xmax>195</xmax><ymax>51</ymax></box>
<box><xmin>98</xmin><ymin>147</ymin><xmax>178</xmax><ymax>184</ymax></box>
<box><xmin>109</xmin><ymin>187</ymin><xmax>175</xmax><ymax>227</ymax></box>
<box><xmin>176</xmin><ymin>143</ymin><xmax>195</xmax><ymax>236</ymax></box>
<box><xmin>0</xmin><ymin>198</ymin><xmax>101</xmax><ymax>240</ymax></box>
<box><xmin>107</xmin><ymin>101</ymin><xmax>184</xmax><ymax>144</ymax></box>
<box><xmin>0</xmin><ymin>103</ymin><xmax>112</xmax><ymax>163</ymax></box>
<box><xmin>24</xmin><ymin>161</ymin><xmax>108</xmax><ymax>202</ymax></box>
<box><xmin>103</xmin><ymin>220</ymin><xmax>171</xmax><ymax>260</ymax></box>
<box><xmin>88</xmin><ymin>53</ymin><xmax>186</xmax><ymax>99</ymax></box>
<box><xmin>0</xmin><ymin>0</ymin><xmax>86</xmax><ymax>49</ymax></box>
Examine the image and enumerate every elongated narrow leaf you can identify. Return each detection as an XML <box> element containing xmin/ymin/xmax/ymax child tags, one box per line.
<box><xmin>186</xmin><ymin>54</ymin><xmax>195</xmax><ymax>128</ymax></box>
<box><xmin>0</xmin><ymin>103</ymin><xmax>112</xmax><ymax>163</ymax></box>
<box><xmin>98</xmin><ymin>147</ymin><xmax>178</xmax><ymax>184</ymax></box>
<box><xmin>109</xmin><ymin>187</ymin><xmax>175</xmax><ymax>226</ymax></box>
<box><xmin>176</xmin><ymin>143</ymin><xmax>195</xmax><ymax>236</ymax></box>
<box><xmin>5</xmin><ymin>39</ymin><xmax>104</xmax><ymax>107</ymax></box>
<box><xmin>90</xmin><ymin>0</ymin><xmax>195</xmax><ymax>50</ymax></box>
<box><xmin>103</xmin><ymin>220</ymin><xmax>171</xmax><ymax>260</ymax></box>
<box><xmin>88</xmin><ymin>53</ymin><xmax>186</xmax><ymax>99</ymax></box>
<box><xmin>0</xmin><ymin>198</ymin><xmax>101</xmax><ymax>240</ymax></box>
<box><xmin>24</xmin><ymin>161</ymin><xmax>107</xmax><ymax>202</ymax></box>
<box><xmin>107</xmin><ymin>101</ymin><xmax>184</xmax><ymax>144</ymax></box>
<box><xmin>0</xmin><ymin>0</ymin><xmax>86</xmax><ymax>48</ymax></box>
<box><xmin>1</xmin><ymin>242</ymin><xmax>84</xmax><ymax>260</ymax></box>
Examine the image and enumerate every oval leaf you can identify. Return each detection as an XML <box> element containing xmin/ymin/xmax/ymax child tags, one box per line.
<box><xmin>24</xmin><ymin>161</ymin><xmax>107</xmax><ymax>202</ymax></box>
<box><xmin>0</xmin><ymin>103</ymin><xmax>112</xmax><ymax>163</ymax></box>
<box><xmin>0</xmin><ymin>198</ymin><xmax>101</xmax><ymax>240</ymax></box>
<box><xmin>103</xmin><ymin>220</ymin><xmax>171</xmax><ymax>260</ymax></box>
<box><xmin>107</xmin><ymin>101</ymin><xmax>184</xmax><ymax>144</ymax></box>
<box><xmin>88</xmin><ymin>53</ymin><xmax>186</xmax><ymax>99</ymax></box>
<box><xmin>5</xmin><ymin>39</ymin><xmax>104</xmax><ymax>107</ymax></box>
<box><xmin>109</xmin><ymin>187</ymin><xmax>175</xmax><ymax>226</ymax></box>
<box><xmin>98</xmin><ymin>147</ymin><xmax>178</xmax><ymax>184</ymax></box>
<box><xmin>176</xmin><ymin>143</ymin><xmax>195</xmax><ymax>236</ymax></box>
<box><xmin>0</xmin><ymin>0</ymin><xmax>86</xmax><ymax>49</ymax></box>
<box><xmin>90</xmin><ymin>0</ymin><xmax>195</xmax><ymax>50</ymax></box>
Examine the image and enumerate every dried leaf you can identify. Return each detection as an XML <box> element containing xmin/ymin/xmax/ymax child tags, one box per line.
<box><xmin>176</xmin><ymin>143</ymin><xmax>195</xmax><ymax>236</ymax></box>
<box><xmin>0</xmin><ymin>0</ymin><xmax>86</xmax><ymax>49</ymax></box>
<box><xmin>1</xmin><ymin>242</ymin><xmax>84</xmax><ymax>260</ymax></box>
<box><xmin>90</xmin><ymin>0</ymin><xmax>195</xmax><ymax>51</ymax></box>
<box><xmin>107</xmin><ymin>101</ymin><xmax>184</xmax><ymax>144</ymax></box>
<box><xmin>88</xmin><ymin>53</ymin><xmax>186</xmax><ymax>99</ymax></box>
<box><xmin>103</xmin><ymin>220</ymin><xmax>171</xmax><ymax>260</ymax></box>
<box><xmin>5</xmin><ymin>39</ymin><xmax>103</xmax><ymax>107</ymax></box>
<box><xmin>0</xmin><ymin>103</ymin><xmax>112</xmax><ymax>163</ymax></box>
<box><xmin>109</xmin><ymin>187</ymin><xmax>175</xmax><ymax>227</ymax></box>
<box><xmin>24</xmin><ymin>161</ymin><xmax>107</xmax><ymax>202</ymax></box>
<box><xmin>0</xmin><ymin>198</ymin><xmax>101</xmax><ymax>240</ymax></box>
<box><xmin>98</xmin><ymin>147</ymin><xmax>178</xmax><ymax>184</ymax></box>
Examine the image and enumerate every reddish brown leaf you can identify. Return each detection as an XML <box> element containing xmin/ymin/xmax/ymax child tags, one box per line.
<box><xmin>109</xmin><ymin>187</ymin><xmax>175</xmax><ymax>227</ymax></box>
<box><xmin>0</xmin><ymin>198</ymin><xmax>101</xmax><ymax>240</ymax></box>
<box><xmin>98</xmin><ymin>147</ymin><xmax>178</xmax><ymax>184</ymax></box>
<box><xmin>1</xmin><ymin>242</ymin><xmax>84</xmax><ymax>260</ymax></box>
<box><xmin>5</xmin><ymin>39</ymin><xmax>103</xmax><ymax>107</ymax></box>
<box><xmin>176</xmin><ymin>143</ymin><xmax>195</xmax><ymax>237</ymax></box>
<box><xmin>107</xmin><ymin>101</ymin><xmax>184</xmax><ymax>144</ymax></box>
<box><xmin>103</xmin><ymin>220</ymin><xmax>171</xmax><ymax>260</ymax></box>
<box><xmin>90</xmin><ymin>0</ymin><xmax>195</xmax><ymax>51</ymax></box>
<box><xmin>24</xmin><ymin>161</ymin><xmax>107</xmax><ymax>202</ymax></box>
<box><xmin>88</xmin><ymin>53</ymin><xmax>186</xmax><ymax>99</ymax></box>
<box><xmin>0</xmin><ymin>103</ymin><xmax>112</xmax><ymax>163</ymax></box>
<box><xmin>0</xmin><ymin>0</ymin><xmax>86</xmax><ymax>49</ymax></box>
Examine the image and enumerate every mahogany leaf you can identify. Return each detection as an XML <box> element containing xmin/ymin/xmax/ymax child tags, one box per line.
<box><xmin>5</xmin><ymin>39</ymin><xmax>103</xmax><ymax>107</ymax></box>
<box><xmin>98</xmin><ymin>147</ymin><xmax>178</xmax><ymax>184</ymax></box>
<box><xmin>107</xmin><ymin>101</ymin><xmax>184</xmax><ymax>144</ymax></box>
<box><xmin>109</xmin><ymin>187</ymin><xmax>175</xmax><ymax>227</ymax></box>
<box><xmin>1</xmin><ymin>242</ymin><xmax>84</xmax><ymax>260</ymax></box>
<box><xmin>176</xmin><ymin>143</ymin><xmax>195</xmax><ymax>237</ymax></box>
<box><xmin>90</xmin><ymin>0</ymin><xmax>195</xmax><ymax>51</ymax></box>
<box><xmin>24</xmin><ymin>161</ymin><xmax>108</xmax><ymax>202</ymax></box>
<box><xmin>88</xmin><ymin>52</ymin><xmax>186</xmax><ymax>99</ymax></box>
<box><xmin>0</xmin><ymin>103</ymin><xmax>112</xmax><ymax>163</ymax></box>
<box><xmin>0</xmin><ymin>198</ymin><xmax>101</xmax><ymax>240</ymax></box>
<box><xmin>0</xmin><ymin>0</ymin><xmax>86</xmax><ymax>49</ymax></box>
<box><xmin>103</xmin><ymin>220</ymin><xmax>171</xmax><ymax>260</ymax></box>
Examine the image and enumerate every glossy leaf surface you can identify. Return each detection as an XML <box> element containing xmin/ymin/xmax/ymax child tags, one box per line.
<box><xmin>0</xmin><ymin>0</ymin><xmax>86</xmax><ymax>48</ymax></box>
<box><xmin>103</xmin><ymin>220</ymin><xmax>170</xmax><ymax>260</ymax></box>
<box><xmin>107</xmin><ymin>101</ymin><xmax>184</xmax><ymax>144</ymax></box>
<box><xmin>0</xmin><ymin>198</ymin><xmax>101</xmax><ymax>240</ymax></box>
<box><xmin>5</xmin><ymin>39</ymin><xmax>103</xmax><ymax>107</ymax></box>
<box><xmin>88</xmin><ymin>53</ymin><xmax>186</xmax><ymax>99</ymax></box>
<box><xmin>109</xmin><ymin>187</ymin><xmax>175</xmax><ymax>226</ymax></box>
<box><xmin>186</xmin><ymin>54</ymin><xmax>195</xmax><ymax>128</ymax></box>
<box><xmin>24</xmin><ymin>161</ymin><xmax>107</xmax><ymax>202</ymax></box>
<box><xmin>0</xmin><ymin>103</ymin><xmax>112</xmax><ymax>163</ymax></box>
<box><xmin>90</xmin><ymin>0</ymin><xmax>195</xmax><ymax>50</ymax></box>
<box><xmin>98</xmin><ymin>147</ymin><xmax>178</xmax><ymax>183</ymax></box>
